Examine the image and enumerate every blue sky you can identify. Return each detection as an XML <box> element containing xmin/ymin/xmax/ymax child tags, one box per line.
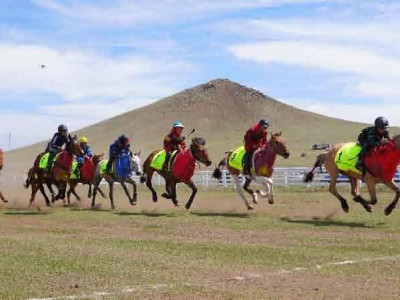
<box><xmin>1</xmin><ymin>0</ymin><xmax>400</xmax><ymax>149</ymax></box>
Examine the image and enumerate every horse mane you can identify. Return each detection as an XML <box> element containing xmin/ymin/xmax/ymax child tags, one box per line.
<box><xmin>192</xmin><ymin>137</ymin><xmax>206</xmax><ymax>146</ymax></box>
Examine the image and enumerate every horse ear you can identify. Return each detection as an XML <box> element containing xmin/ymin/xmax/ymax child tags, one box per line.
<box><xmin>135</xmin><ymin>150</ymin><xmax>141</xmax><ymax>157</ymax></box>
<box><xmin>279</xmin><ymin>131</ymin><xmax>282</xmax><ymax>136</ymax></box>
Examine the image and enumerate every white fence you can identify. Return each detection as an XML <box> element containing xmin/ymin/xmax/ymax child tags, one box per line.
<box><xmin>4</xmin><ymin>167</ymin><xmax>400</xmax><ymax>189</ymax></box>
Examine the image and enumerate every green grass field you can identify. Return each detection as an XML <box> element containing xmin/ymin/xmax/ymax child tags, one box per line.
<box><xmin>1</xmin><ymin>184</ymin><xmax>400</xmax><ymax>299</ymax></box>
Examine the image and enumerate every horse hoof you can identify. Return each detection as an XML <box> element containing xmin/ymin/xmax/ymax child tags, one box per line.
<box><xmin>2</xmin><ymin>200</ymin><xmax>8</xmax><ymax>203</ymax></box>
<box><xmin>152</xmin><ymin>198</ymin><xmax>158</xmax><ymax>203</ymax></box>
<box><xmin>111</xmin><ymin>206</ymin><xmax>116</xmax><ymax>210</ymax></box>
<box><xmin>130</xmin><ymin>200</ymin><xmax>137</xmax><ymax>206</ymax></box>
<box><xmin>174</xmin><ymin>202</ymin><xmax>180</xmax><ymax>207</ymax></box>
<box><xmin>247</xmin><ymin>205</ymin><xmax>254</xmax><ymax>210</ymax></box>
<box><xmin>161</xmin><ymin>193</ymin><xmax>172</xmax><ymax>199</ymax></box>
<box><xmin>384</xmin><ymin>206</ymin><xmax>393</xmax><ymax>216</ymax></box>
<box><xmin>268</xmin><ymin>198</ymin><xmax>274</xmax><ymax>205</ymax></box>
<box><xmin>185</xmin><ymin>203</ymin><xmax>190</xmax><ymax>210</ymax></box>
<box><xmin>365</xmin><ymin>204</ymin><xmax>374</xmax><ymax>213</ymax></box>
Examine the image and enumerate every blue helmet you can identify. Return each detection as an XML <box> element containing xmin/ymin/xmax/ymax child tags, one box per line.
<box><xmin>173</xmin><ymin>121</ymin><xmax>184</xmax><ymax>128</ymax></box>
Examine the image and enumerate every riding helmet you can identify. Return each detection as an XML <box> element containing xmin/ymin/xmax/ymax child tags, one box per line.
<box><xmin>173</xmin><ymin>121</ymin><xmax>184</xmax><ymax>128</ymax></box>
<box><xmin>375</xmin><ymin>117</ymin><xmax>389</xmax><ymax>129</ymax></box>
<box><xmin>80</xmin><ymin>136</ymin><xmax>88</xmax><ymax>143</ymax></box>
<box><xmin>58</xmin><ymin>124</ymin><xmax>68</xmax><ymax>132</ymax></box>
<box><xmin>259</xmin><ymin>119</ymin><xmax>270</xmax><ymax>127</ymax></box>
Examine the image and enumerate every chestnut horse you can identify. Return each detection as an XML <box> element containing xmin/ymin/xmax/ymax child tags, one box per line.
<box><xmin>67</xmin><ymin>154</ymin><xmax>106</xmax><ymax>205</ymax></box>
<box><xmin>304</xmin><ymin>134</ymin><xmax>400</xmax><ymax>215</ymax></box>
<box><xmin>213</xmin><ymin>132</ymin><xmax>290</xmax><ymax>210</ymax></box>
<box><xmin>27</xmin><ymin>135</ymin><xmax>83</xmax><ymax>206</ymax></box>
<box><xmin>140</xmin><ymin>137</ymin><xmax>212</xmax><ymax>209</ymax></box>
<box><xmin>0</xmin><ymin>149</ymin><xmax>8</xmax><ymax>203</ymax></box>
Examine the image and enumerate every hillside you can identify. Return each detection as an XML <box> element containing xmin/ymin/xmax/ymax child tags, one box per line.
<box><xmin>6</xmin><ymin>79</ymin><xmax>372</xmax><ymax>174</ymax></box>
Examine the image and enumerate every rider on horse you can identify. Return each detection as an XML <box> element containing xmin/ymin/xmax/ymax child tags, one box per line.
<box><xmin>46</xmin><ymin>124</ymin><xmax>69</xmax><ymax>171</ymax></box>
<box><xmin>356</xmin><ymin>116</ymin><xmax>390</xmax><ymax>172</ymax></box>
<box><xmin>243</xmin><ymin>119</ymin><xmax>269</xmax><ymax>175</ymax></box>
<box><xmin>162</xmin><ymin>121</ymin><xmax>186</xmax><ymax>172</ymax></box>
<box><xmin>105</xmin><ymin>134</ymin><xmax>131</xmax><ymax>174</ymax></box>
<box><xmin>74</xmin><ymin>136</ymin><xmax>93</xmax><ymax>176</ymax></box>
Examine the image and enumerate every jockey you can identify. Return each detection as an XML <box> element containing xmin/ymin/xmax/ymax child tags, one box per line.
<box><xmin>74</xmin><ymin>136</ymin><xmax>93</xmax><ymax>176</ymax></box>
<box><xmin>356</xmin><ymin>116</ymin><xmax>390</xmax><ymax>172</ymax></box>
<box><xmin>162</xmin><ymin>121</ymin><xmax>186</xmax><ymax>172</ymax></box>
<box><xmin>243</xmin><ymin>119</ymin><xmax>269</xmax><ymax>175</ymax></box>
<box><xmin>105</xmin><ymin>134</ymin><xmax>131</xmax><ymax>174</ymax></box>
<box><xmin>45</xmin><ymin>124</ymin><xmax>69</xmax><ymax>171</ymax></box>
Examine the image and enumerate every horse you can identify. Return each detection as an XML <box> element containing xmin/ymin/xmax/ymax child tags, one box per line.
<box><xmin>0</xmin><ymin>149</ymin><xmax>8</xmax><ymax>203</ymax></box>
<box><xmin>140</xmin><ymin>137</ymin><xmax>212</xmax><ymax>209</ymax></box>
<box><xmin>26</xmin><ymin>135</ymin><xmax>83</xmax><ymax>207</ymax></box>
<box><xmin>66</xmin><ymin>153</ymin><xmax>107</xmax><ymax>205</ymax></box>
<box><xmin>212</xmin><ymin>132</ymin><xmax>290</xmax><ymax>210</ymax></box>
<box><xmin>304</xmin><ymin>134</ymin><xmax>400</xmax><ymax>215</ymax></box>
<box><xmin>91</xmin><ymin>152</ymin><xmax>141</xmax><ymax>209</ymax></box>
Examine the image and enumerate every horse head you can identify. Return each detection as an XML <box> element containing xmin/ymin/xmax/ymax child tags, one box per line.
<box><xmin>130</xmin><ymin>153</ymin><xmax>142</xmax><ymax>176</ymax></box>
<box><xmin>92</xmin><ymin>153</ymin><xmax>104</xmax><ymax>166</ymax></box>
<box><xmin>190</xmin><ymin>137</ymin><xmax>212</xmax><ymax>166</ymax></box>
<box><xmin>268</xmin><ymin>132</ymin><xmax>290</xmax><ymax>159</ymax></box>
<box><xmin>393</xmin><ymin>134</ymin><xmax>400</xmax><ymax>150</ymax></box>
<box><xmin>67</xmin><ymin>134</ymin><xmax>83</xmax><ymax>156</ymax></box>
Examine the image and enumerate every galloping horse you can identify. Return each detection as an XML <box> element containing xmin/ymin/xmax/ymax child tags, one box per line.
<box><xmin>304</xmin><ymin>134</ymin><xmax>400</xmax><ymax>215</ymax></box>
<box><xmin>92</xmin><ymin>152</ymin><xmax>141</xmax><ymax>209</ymax></box>
<box><xmin>0</xmin><ymin>149</ymin><xmax>8</xmax><ymax>203</ymax></box>
<box><xmin>27</xmin><ymin>135</ymin><xmax>83</xmax><ymax>206</ymax></box>
<box><xmin>140</xmin><ymin>137</ymin><xmax>212</xmax><ymax>209</ymax></box>
<box><xmin>213</xmin><ymin>132</ymin><xmax>290</xmax><ymax>210</ymax></box>
<box><xmin>67</xmin><ymin>154</ymin><xmax>106</xmax><ymax>205</ymax></box>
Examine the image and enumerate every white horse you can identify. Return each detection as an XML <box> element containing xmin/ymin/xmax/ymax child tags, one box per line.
<box><xmin>92</xmin><ymin>153</ymin><xmax>141</xmax><ymax>209</ymax></box>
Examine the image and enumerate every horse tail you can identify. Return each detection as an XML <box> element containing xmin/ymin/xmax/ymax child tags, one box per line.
<box><xmin>212</xmin><ymin>155</ymin><xmax>228</xmax><ymax>180</ymax></box>
<box><xmin>304</xmin><ymin>152</ymin><xmax>327</xmax><ymax>183</ymax></box>
<box><xmin>24</xmin><ymin>167</ymin><xmax>34</xmax><ymax>189</ymax></box>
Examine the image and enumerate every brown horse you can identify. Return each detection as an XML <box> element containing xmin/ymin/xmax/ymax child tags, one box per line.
<box><xmin>27</xmin><ymin>135</ymin><xmax>83</xmax><ymax>207</ymax></box>
<box><xmin>304</xmin><ymin>134</ymin><xmax>400</xmax><ymax>215</ymax></box>
<box><xmin>0</xmin><ymin>149</ymin><xmax>8</xmax><ymax>203</ymax></box>
<box><xmin>67</xmin><ymin>154</ymin><xmax>106</xmax><ymax>205</ymax></box>
<box><xmin>140</xmin><ymin>137</ymin><xmax>212</xmax><ymax>209</ymax></box>
<box><xmin>213</xmin><ymin>132</ymin><xmax>290</xmax><ymax>210</ymax></box>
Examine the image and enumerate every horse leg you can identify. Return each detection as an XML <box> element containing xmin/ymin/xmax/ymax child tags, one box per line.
<box><xmin>109</xmin><ymin>182</ymin><xmax>115</xmax><ymax>209</ymax></box>
<box><xmin>170</xmin><ymin>181</ymin><xmax>179</xmax><ymax>207</ymax></box>
<box><xmin>384</xmin><ymin>181</ymin><xmax>400</xmax><ymax>216</ymax></box>
<box><xmin>91</xmin><ymin>176</ymin><xmax>101</xmax><ymax>207</ymax></box>
<box><xmin>243</xmin><ymin>178</ymin><xmax>258</xmax><ymax>204</ymax></box>
<box><xmin>145</xmin><ymin>169</ymin><xmax>158</xmax><ymax>202</ymax></box>
<box><xmin>121</xmin><ymin>181</ymin><xmax>135</xmax><ymax>206</ymax></box>
<box><xmin>364</xmin><ymin>175</ymin><xmax>378</xmax><ymax>205</ymax></box>
<box><xmin>39</xmin><ymin>183</ymin><xmax>51</xmax><ymax>207</ymax></box>
<box><xmin>0</xmin><ymin>189</ymin><xmax>7</xmax><ymax>203</ymax></box>
<box><xmin>351</xmin><ymin>177</ymin><xmax>373</xmax><ymax>213</ymax></box>
<box><xmin>29</xmin><ymin>182</ymin><xmax>40</xmax><ymax>207</ymax></box>
<box><xmin>232</xmin><ymin>174</ymin><xmax>253</xmax><ymax>210</ymax></box>
<box><xmin>329</xmin><ymin>174</ymin><xmax>350</xmax><ymax>213</ymax></box>
<box><xmin>88</xmin><ymin>183</ymin><xmax>92</xmax><ymax>198</ymax></box>
<box><xmin>184</xmin><ymin>180</ymin><xmax>197</xmax><ymax>210</ymax></box>
<box><xmin>98</xmin><ymin>186</ymin><xmax>107</xmax><ymax>198</ymax></box>
<box><xmin>161</xmin><ymin>181</ymin><xmax>173</xmax><ymax>199</ymax></box>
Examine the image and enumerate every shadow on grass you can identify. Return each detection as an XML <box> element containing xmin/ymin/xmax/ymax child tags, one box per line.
<box><xmin>281</xmin><ymin>218</ymin><xmax>381</xmax><ymax>228</ymax></box>
<box><xmin>191</xmin><ymin>212</ymin><xmax>250</xmax><ymax>218</ymax></box>
<box><xmin>114</xmin><ymin>211</ymin><xmax>170</xmax><ymax>217</ymax></box>
<box><xmin>4</xmin><ymin>210</ymin><xmax>49</xmax><ymax>216</ymax></box>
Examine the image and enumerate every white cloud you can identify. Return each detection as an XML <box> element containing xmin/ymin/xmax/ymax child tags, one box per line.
<box><xmin>0</xmin><ymin>43</ymin><xmax>191</xmax><ymax>101</ymax></box>
<box><xmin>32</xmin><ymin>0</ymin><xmax>344</xmax><ymax>26</ymax></box>
<box><xmin>229</xmin><ymin>41</ymin><xmax>400</xmax><ymax>79</ymax></box>
<box><xmin>283</xmin><ymin>98</ymin><xmax>400</xmax><ymax>128</ymax></box>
